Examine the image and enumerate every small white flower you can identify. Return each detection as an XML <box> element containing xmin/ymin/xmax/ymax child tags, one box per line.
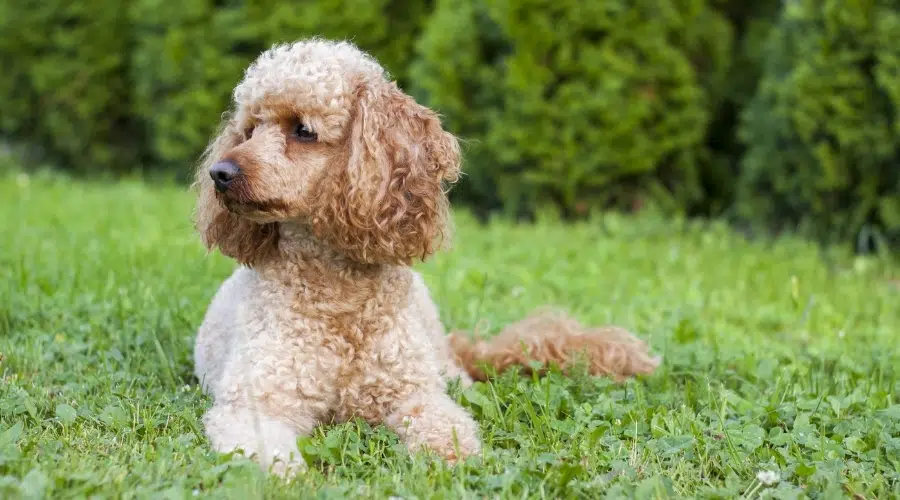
<box><xmin>756</xmin><ymin>470</ymin><xmax>780</xmax><ymax>486</ymax></box>
<box><xmin>838</xmin><ymin>330</ymin><xmax>846</xmax><ymax>338</ymax></box>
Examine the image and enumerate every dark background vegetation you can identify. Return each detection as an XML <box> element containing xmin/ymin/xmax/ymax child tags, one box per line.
<box><xmin>0</xmin><ymin>0</ymin><xmax>897</xmax><ymax>253</ymax></box>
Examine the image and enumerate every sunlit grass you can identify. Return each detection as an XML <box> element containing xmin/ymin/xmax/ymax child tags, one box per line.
<box><xmin>1</xmin><ymin>169</ymin><xmax>898</xmax><ymax>498</ymax></box>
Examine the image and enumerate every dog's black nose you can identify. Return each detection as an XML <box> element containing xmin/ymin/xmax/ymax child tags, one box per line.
<box><xmin>209</xmin><ymin>161</ymin><xmax>241</xmax><ymax>192</ymax></box>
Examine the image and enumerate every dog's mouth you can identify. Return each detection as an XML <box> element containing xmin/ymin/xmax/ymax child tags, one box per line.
<box><xmin>219</xmin><ymin>193</ymin><xmax>292</xmax><ymax>222</ymax></box>
<box><xmin>223</xmin><ymin>197</ymin><xmax>263</xmax><ymax>213</ymax></box>
<box><xmin>223</xmin><ymin>199</ymin><xmax>271</xmax><ymax>220</ymax></box>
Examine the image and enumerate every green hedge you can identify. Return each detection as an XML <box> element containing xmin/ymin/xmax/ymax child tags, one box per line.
<box><xmin>0</xmin><ymin>0</ymin><xmax>896</xmax><ymax>251</ymax></box>
<box><xmin>129</xmin><ymin>0</ymin><xmax>262</xmax><ymax>170</ymax></box>
<box><xmin>0</xmin><ymin>0</ymin><xmax>137</xmax><ymax>172</ymax></box>
<box><xmin>699</xmin><ymin>0</ymin><xmax>781</xmax><ymax>214</ymax></box>
<box><xmin>411</xmin><ymin>0</ymin><xmax>733</xmax><ymax>218</ymax></box>
<box><xmin>738</xmin><ymin>0</ymin><xmax>900</xmax><ymax>249</ymax></box>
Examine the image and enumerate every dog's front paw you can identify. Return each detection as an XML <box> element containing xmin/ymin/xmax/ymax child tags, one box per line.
<box><xmin>202</xmin><ymin>404</ymin><xmax>308</xmax><ymax>478</ymax></box>
<box><xmin>386</xmin><ymin>392</ymin><xmax>482</xmax><ymax>464</ymax></box>
<box><xmin>265</xmin><ymin>449</ymin><xmax>307</xmax><ymax>479</ymax></box>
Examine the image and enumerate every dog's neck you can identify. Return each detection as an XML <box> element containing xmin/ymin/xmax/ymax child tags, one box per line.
<box><xmin>276</xmin><ymin>221</ymin><xmax>376</xmax><ymax>271</ymax></box>
<box><xmin>254</xmin><ymin>221</ymin><xmax>408</xmax><ymax>314</ymax></box>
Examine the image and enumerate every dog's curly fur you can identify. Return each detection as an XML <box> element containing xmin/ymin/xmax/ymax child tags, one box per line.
<box><xmin>192</xmin><ymin>38</ymin><xmax>660</xmax><ymax>476</ymax></box>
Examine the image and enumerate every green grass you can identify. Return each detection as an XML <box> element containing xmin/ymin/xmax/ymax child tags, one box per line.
<box><xmin>1</xmin><ymin>169</ymin><xmax>899</xmax><ymax>499</ymax></box>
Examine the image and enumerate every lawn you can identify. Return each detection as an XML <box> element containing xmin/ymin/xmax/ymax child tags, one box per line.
<box><xmin>1</xmin><ymin>169</ymin><xmax>899</xmax><ymax>499</ymax></box>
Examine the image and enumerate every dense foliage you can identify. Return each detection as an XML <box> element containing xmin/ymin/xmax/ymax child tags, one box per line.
<box><xmin>0</xmin><ymin>0</ymin><xmax>896</xmax><ymax>250</ymax></box>
<box><xmin>738</xmin><ymin>0</ymin><xmax>900</xmax><ymax>250</ymax></box>
<box><xmin>130</xmin><ymin>0</ymin><xmax>261</xmax><ymax>171</ymax></box>
<box><xmin>0</xmin><ymin>0</ymin><xmax>137</xmax><ymax>172</ymax></box>
<box><xmin>411</xmin><ymin>0</ymin><xmax>730</xmax><ymax>218</ymax></box>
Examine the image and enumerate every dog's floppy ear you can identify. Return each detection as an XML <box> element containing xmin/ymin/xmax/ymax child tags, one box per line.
<box><xmin>311</xmin><ymin>80</ymin><xmax>462</xmax><ymax>265</ymax></box>
<box><xmin>192</xmin><ymin>118</ymin><xmax>279</xmax><ymax>267</ymax></box>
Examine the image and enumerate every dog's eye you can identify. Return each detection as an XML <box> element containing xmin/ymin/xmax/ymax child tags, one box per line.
<box><xmin>293</xmin><ymin>123</ymin><xmax>317</xmax><ymax>142</ymax></box>
<box><xmin>244</xmin><ymin>125</ymin><xmax>255</xmax><ymax>139</ymax></box>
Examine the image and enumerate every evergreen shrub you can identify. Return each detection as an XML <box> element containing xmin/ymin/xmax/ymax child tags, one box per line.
<box><xmin>0</xmin><ymin>0</ymin><xmax>136</xmax><ymax>171</ymax></box>
<box><xmin>411</xmin><ymin>0</ymin><xmax>733</xmax><ymax>218</ymax></box>
<box><xmin>739</xmin><ymin>0</ymin><xmax>900</xmax><ymax>249</ymax></box>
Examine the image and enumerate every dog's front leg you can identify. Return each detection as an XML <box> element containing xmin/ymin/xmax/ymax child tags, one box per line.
<box><xmin>384</xmin><ymin>391</ymin><xmax>482</xmax><ymax>464</ymax></box>
<box><xmin>201</xmin><ymin>402</ymin><xmax>316</xmax><ymax>477</ymax></box>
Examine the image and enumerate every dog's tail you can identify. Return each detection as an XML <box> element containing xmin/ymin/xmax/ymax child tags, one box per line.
<box><xmin>447</xmin><ymin>309</ymin><xmax>661</xmax><ymax>382</ymax></box>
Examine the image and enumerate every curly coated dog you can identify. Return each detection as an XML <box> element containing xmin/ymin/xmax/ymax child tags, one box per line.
<box><xmin>191</xmin><ymin>38</ymin><xmax>660</xmax><ymax>476</ymax></box>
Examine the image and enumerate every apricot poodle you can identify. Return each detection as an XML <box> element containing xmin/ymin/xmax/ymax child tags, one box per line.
<box><xmin>191</xmin><ymin>38</ymin><xmax>660</xmax><ymax>476</ymax></box>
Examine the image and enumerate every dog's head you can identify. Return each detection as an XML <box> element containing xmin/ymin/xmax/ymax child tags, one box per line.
<box><xmin>193</xmin><ymin>39</ymin><xmax>461</xmax><ymax>267</ymax></box>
